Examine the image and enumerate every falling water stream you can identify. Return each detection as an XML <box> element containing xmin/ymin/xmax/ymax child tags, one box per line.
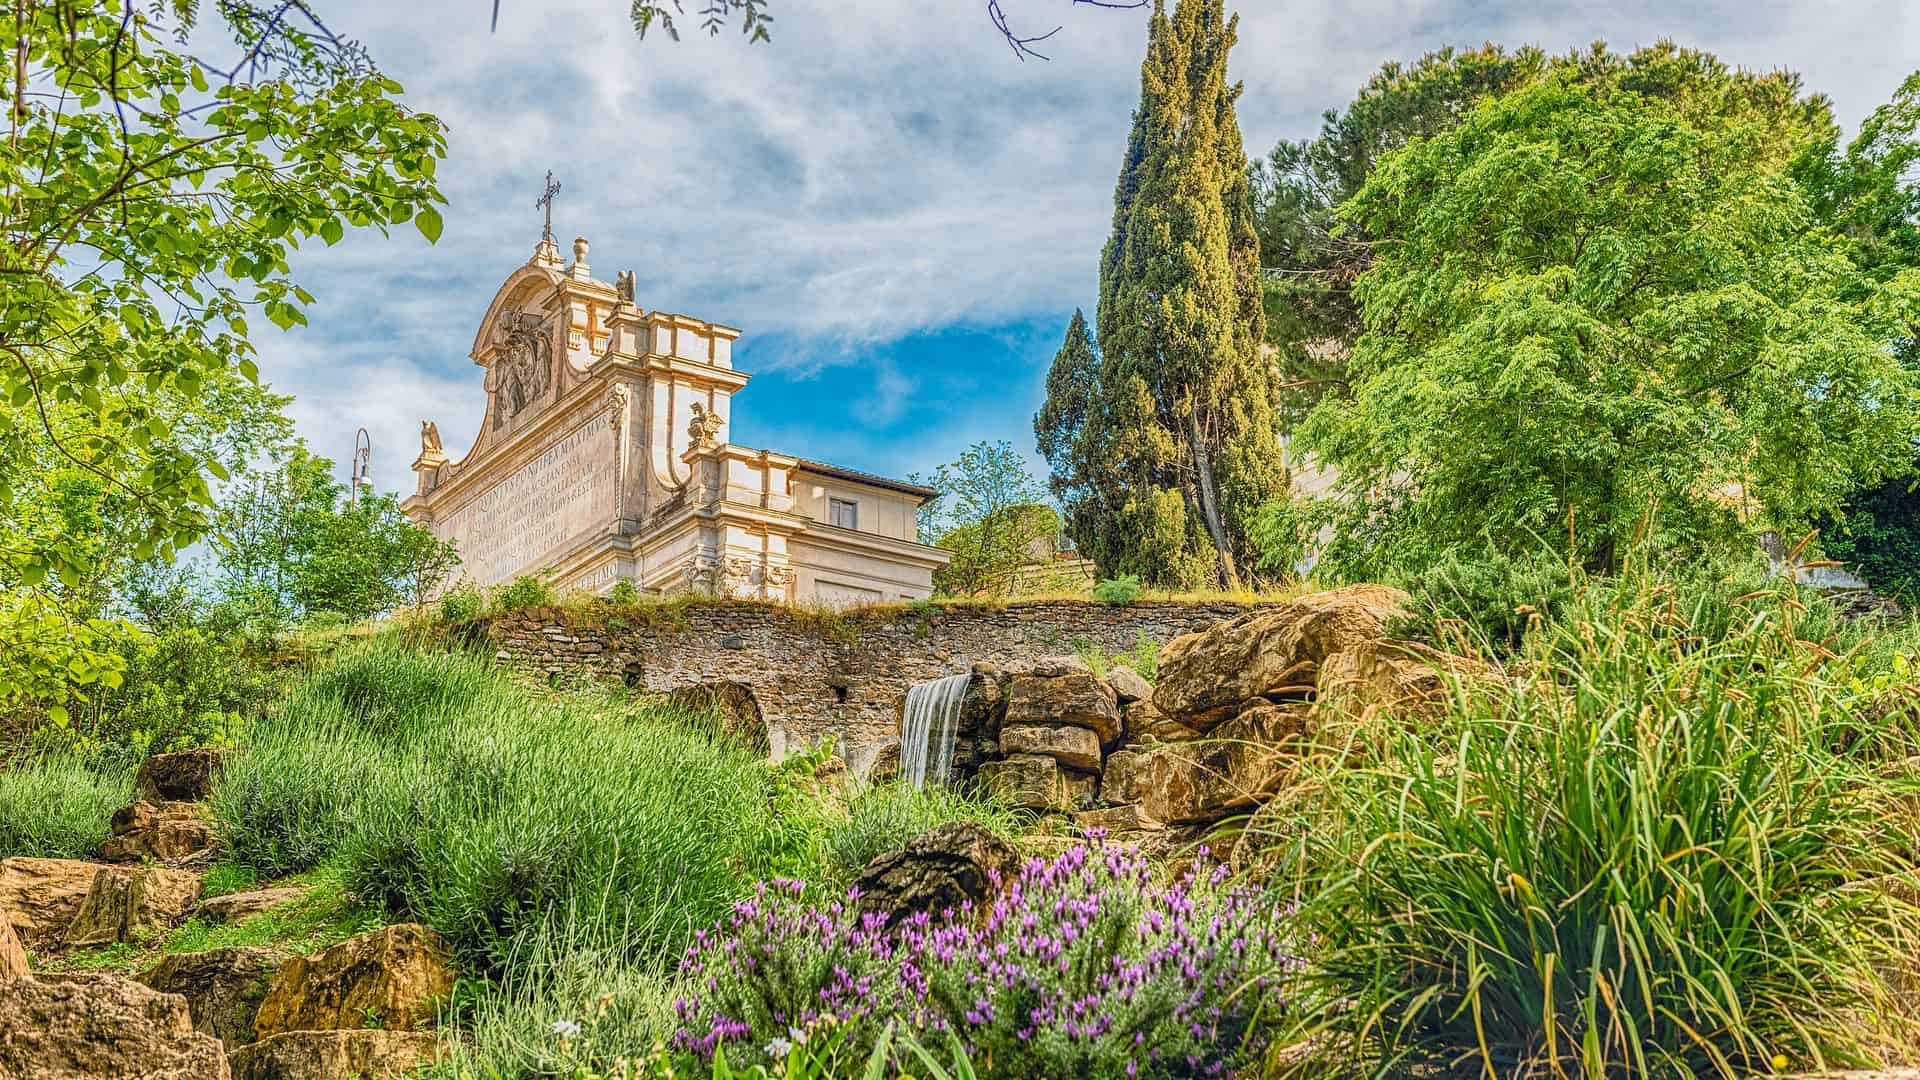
<box><xmin>899</xmin><ymin>673</ymin><xmax>971</xmax><ymax>789</ymax></box>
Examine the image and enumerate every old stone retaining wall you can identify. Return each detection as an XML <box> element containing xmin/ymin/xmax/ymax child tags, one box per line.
<box><xmin>476</xmin><ymin>600</ymin><xmax>1251</xmax><ymax>770</ymax></box>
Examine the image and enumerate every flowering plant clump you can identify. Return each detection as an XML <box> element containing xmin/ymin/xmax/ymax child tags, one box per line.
<box><xmin>671</xmin><ymin>837</ymin><xmax>1296</xmax><ymax>1077</ymax></box>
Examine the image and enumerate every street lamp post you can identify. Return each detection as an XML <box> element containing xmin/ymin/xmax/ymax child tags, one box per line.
<box><xmin>349</xmin><ymin>427</ymin><xmax>373</xmax><ymax>509</ymax></box>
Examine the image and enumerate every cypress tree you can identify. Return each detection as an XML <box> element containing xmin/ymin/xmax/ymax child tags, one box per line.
<box><xmin>1036</xmin><ymin>0</ymin><xmax>1283</xmax><ymax>589</ymax></box>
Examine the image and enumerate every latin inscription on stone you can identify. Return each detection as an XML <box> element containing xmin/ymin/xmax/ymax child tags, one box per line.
<box><xmin>439</xmin><ymin>418</ymin><xmax>614</xmax><ymax>586</ymax></box>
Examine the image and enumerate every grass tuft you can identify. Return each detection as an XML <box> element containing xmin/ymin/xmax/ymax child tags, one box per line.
<box><xmin>0</xmin><ymin>755</ymin><xmax>132</xmax><ymax>859</ymax></box>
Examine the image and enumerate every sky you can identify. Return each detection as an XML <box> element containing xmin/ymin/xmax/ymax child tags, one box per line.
<box><xmin>254</xmin><ymin>0</ymin><xmax>1920</xmax><ymax>496</ymax></box>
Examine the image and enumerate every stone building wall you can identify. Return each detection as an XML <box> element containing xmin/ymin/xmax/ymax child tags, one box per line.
<box><xmin>476</xmin><ymin>600</ymin><xmax>1252</xmax><ymax>770</ymax></box>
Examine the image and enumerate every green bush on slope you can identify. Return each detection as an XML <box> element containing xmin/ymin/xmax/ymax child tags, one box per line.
<box><xmin>214</xmin><ymin>643</ymin><xmax>778</xmax><ymax>972</ymax></box>
<box><xmin>1285</xmin><ymin>578</ymin><xmax>1920</xmax><ymax>1076</ymax></box>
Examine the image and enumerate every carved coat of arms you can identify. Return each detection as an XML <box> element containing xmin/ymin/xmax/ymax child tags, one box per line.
<box><xmin>490</xmin><ymin>310</ymin><xmax>553</xmax><ymax>429</ymax></box>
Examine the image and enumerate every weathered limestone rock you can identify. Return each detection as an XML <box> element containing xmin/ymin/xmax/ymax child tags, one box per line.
<box><xmin>138</xmin><ymin>947</ymin><xmax>280</xmax><ymax>1047</ymax></box>
<box><xmin>1315</xmin><ymin>638</ymin><xmax>1491</xmax><ymax>723</ymax></box>
<box><xmin>65</xmin><ymin>865</ymin><xmax>203</xmax><ymax>948</ymax></box>
<box><xmin>0</xmin><ymin>857</ymin><xmax>104</xmax><ymax>949</ymax></box>
<box><xmin>1100</xmin><ymin>748</ymin><xmax>1149</xmax><ymax>808</ymax></box>
<box><xmin>977</xmin><ymin>753</ymin><xmax>1091</xmax><ymax>811</ymax></box>
<box><xmin>1073</xmin><ymin>803</ymin><xmax>1165</xmax><ymax>844</ymax></box>
<box><xmin>1111</xmin><ymin>742</ymin><xmax>1244</xmax><ymax>826</ymax></box>
<box><xmin>0</xmin><ymin>974</ymin><xmax>230</xmax><ymax>1079</ymax></box>
<box><xmin>196</xmin><ymin>886</ymin><xmax>310</xmax><ymax>926</ymax></box>
<box><xmin>998</xmin><ymin>724</ymin><xmax>1102</xmax><ymax>772</ymax></box>
<box><xmin>1122</xmin><ymin>697</ymin><xmax>1204</xmax><ymax>745</ymax></box>
<box><xmin>853</xmin><ymin>822</ymin><xmax>1017</xmax><ymax>924</ymax></box>
<box><xmin>866</xmin><ymin>742</ymin><xmax>903</xmax><ymax>784</ymax></box>
<box><xmin>1004</xmin><ymin>672</ymin><xmax>1121</xmax><ymax>745</ymax></box>
<box><xmin>1212</xmin><ymin>702</ymin><xmax>1311</xmax><ymax>803</ymax></box>
<box><xmin>136</xmin><ymin>748</ymin><xmax>228</xmax><ymax>802</ymax></box>
<box><xmin>103</xmin><ymin>800</ymin><xmax>216</xmax><ymax>864</ymax></box>
<box><xmin>1155</xmin><ymin>584</ymin><xmax>1410</xmax><ymax>723</ymax></box>
<box><xmin>959</xmin><ymin>664</ymin><xmax>1006</xmax><ymax>735</ymax></box>
<box><xmin>1</xmin><ymin>904</ymin><xmax>30</xmax><ymax>978</ymax></box>
<box><xmin>227</xmin><ymin>1029</ymin><xmax>440</xmax><ymax>1080</ymax></box>
<box><xmin>1105</xmin><ymin>665</ymin><xmax>1154</xmax><ymax>705</ymax></box>
<box><xmin>663</xmin><ymin>680</ymin><xmax>768</xmax><ymax>753</ymax></box>
<box><xmin>252</xmin><ymin>924</ymin><xmax>455</xmax><ymax>1038</ymax></box>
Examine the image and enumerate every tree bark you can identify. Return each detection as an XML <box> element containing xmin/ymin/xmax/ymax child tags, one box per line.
<box><xmin>1187</xmin><ymin>409</ymin><xmax>1241</xmax><ymax>590</ymax></box>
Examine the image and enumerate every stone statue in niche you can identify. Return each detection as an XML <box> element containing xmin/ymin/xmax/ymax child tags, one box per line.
<box><xmin>687</xmin><ymin>400</ymin><xmax>725</xmax><ymax>450</ymax></box>
<box><xmin>490</xmin><ymin>310</ymin><xmax>553</xmax><ymax>429</ymax></box>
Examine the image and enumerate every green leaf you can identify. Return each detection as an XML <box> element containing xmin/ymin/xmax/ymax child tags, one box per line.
<box><xmin>415</xmin><ymin>205</ymin><xmax>444</xmax><ymax>244</ymax></box>
<box><xmin>320</xmin><ymin>217</ymin><xmax>344</xmax><ymax>246</ymax></box>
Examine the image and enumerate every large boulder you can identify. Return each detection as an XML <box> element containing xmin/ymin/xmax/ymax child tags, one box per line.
<box><xmin>252</xmin><ymin>924</ymin><xmax>455</xmax><ymax>1039</ymax></box>
<box><xmin>136</xmin><ymin>748</ymin><xmax>228</xmax><ymax>803</ymax></box>
<box><xmin>65</xmin><ymin>865</ymin><xmax>203</xmax><ymax>948</ymax></box>
<box><xmin>1155</xmin><ymin>584</ymin><xmax>1410</xmax><ymax>723</ymax></box>
<box><xmin>0</xmin><ymin>857</ymin><xmax>105</xmax><ymax>950</ymax></box>
<box><xmin>1121</xmin><ymin>697</ymin><xmax>1204</xmax><ymax>745</ymax></box>
<box><xmin>1211</xmin><ymin>702</ymin><xmax>1311</xmax><ymax>803</ymax></box>
<box><xmin>103</xmin><ymin>801</ymin><xmax>216</xmax><ymax>864</ymax></box>
<box><xmin>195</xmin><ymin>886</ymin><xmax>309</xmax><ymax>926</ymax></box>
<box><xmin>853</xmin><ymin>822</ymin><xmax>1018</xmax><ymax>924</ymax></box>
<box><xmin>663</xmin><ymin>681</ymin><xmax>768</xmax><ymax>754</ymax></box>
<box><xmin>227</xmin><ymin>1030</ymin><xmax>440</xmax><ymax>1080</ymax></box>
<box><xmin>1</xmin><ymin>904</ymin><xmax>29</xmax><ymax>977</ymax></box>
<box><xmin>998</xmin><ymin>724</ymin><xmax>1102</xmax><ymax>772</ymax></box>
<box><xmin>0</xmin><ymin>974</ymin><xmax>230</xmax><ymax>1079</ymax></box>
<box><xmin>977</xmin><ymin>754</ymin><xmax>1093</xmax><ymax>811</ymax></box>
<box><xmin>1105</xmin><ymin>664</ymin><xmax>1154</xmax><ymax>705</ymax></box>
<box><xmin>1315</xmin><ymin>638</ymin><xmax>1492</xmax><ymax>723</ymax></box>
<box><xmin>1101</xmin><ymin>742</ymin><xmax>1243</xmax><ymax>826</ymax></box>
<box><xmin>138</xmin><ymin>947</ymin><xmax>280</xmax><ymax>1047</ymax></box>
<box><xmin>1003</xmin><ymin>672</ymin><xmax>1121</xmax><ymax>745</ymax></box>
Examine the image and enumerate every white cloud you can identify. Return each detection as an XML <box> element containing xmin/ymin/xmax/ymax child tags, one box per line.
<box><xmin>254</xmin><ymin>0</ymin><xmax>1920</xmax><ymax>492</ymax></box>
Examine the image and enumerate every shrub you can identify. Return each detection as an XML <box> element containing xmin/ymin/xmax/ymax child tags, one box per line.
<box><xmin>495</xmin><ymin>574</ymin><xmax>555</xmax><ymax>612</ymax></box>
<box><xmin>35</xmin><ymin>621</ymin><xmax>276</xmax><ymax>768</ymax></box>
<box><xmin>437</xmin><ymin>583</ymin><xmax>485</xmax><ymax>623</ymax></box>
<box><xmin>671</xmin><ymin>842</ymin><xmax>1293</xmax><ymax>1076</ymax></box>
<box><xmin>607</xmin><ymin>579</ymin><xmax>640</xmax><ymax>605</ymax></box>
<box><xmin>1288</xmin><ymin>585</ymin><xmax>1920</xmax><ymax>1075</ymax></box>
<box><xmin>1092</xmin><ymin>574</ymin><xmax>1142</xmax><ymax>606</ymax></box>
<box><xmin>1391</xmin><ymin>545</ymin><xmax>1576</xmax><ymax>651</ymax></box>
<box><xmin>0</xmin><ymin>756</ymin><xmax>132</xmax><ymax>859</ymax></box>
<box><xmin>215</xmin><ymin>643</ymin><xmax>783</xmax><ymax>973</ymax></box>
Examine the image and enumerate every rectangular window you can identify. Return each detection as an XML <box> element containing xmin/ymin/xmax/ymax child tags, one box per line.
<box><xmin>829</xmin><ymin>497</ymin><xmax>859</xmax><ymax>530</ymax></box>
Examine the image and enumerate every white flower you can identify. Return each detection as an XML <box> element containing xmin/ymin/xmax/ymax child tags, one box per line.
<box><xmin>551</xmin><ymin>1019</ymin><xmax>582</xmax><ymax>1039</ymax></box>
<box><xmin>788</xmin><ymin>1026</ymin><xmax>807</xmax><ymax>1046</ymax></box>
<box><xmin>765</xmin><ymin>1036</ymin><xmax>793</xmax><ymax>1057</ymax></box>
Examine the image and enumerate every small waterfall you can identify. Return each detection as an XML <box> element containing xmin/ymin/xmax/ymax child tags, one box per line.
<box><xmin>899</xmin><ymin>673</ymin><xmax>971</xmax><ymax>789</ymax></box>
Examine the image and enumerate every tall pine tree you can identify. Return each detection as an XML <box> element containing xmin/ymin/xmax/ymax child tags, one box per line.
<box><xmin>1035</xmin><ymin>0</ymin><xmax>1283</xmax><ymax>589</ymax></box>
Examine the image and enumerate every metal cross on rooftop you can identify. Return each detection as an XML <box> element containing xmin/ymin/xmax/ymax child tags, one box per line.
<box><xmin>535</xmin><ymin>171</ymin><xmax>562</xmax><ymax>244</ymax></box>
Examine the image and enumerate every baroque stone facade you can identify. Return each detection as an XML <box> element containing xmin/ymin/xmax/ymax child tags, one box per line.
<box><xmin>476</xmin><ymin>599</ymin><xmax>1253</xmax><ymax>770</ymax></box>
<box><xmin>402</xmin><ymin>236</ymin><xmax>950</xmax><ymax>604</ymax></box>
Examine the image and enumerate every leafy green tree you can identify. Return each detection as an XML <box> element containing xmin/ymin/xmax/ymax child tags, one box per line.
<box><xmin>1253</xmin><ymin>42</ymin><xmax>1836</xmax><ymax>429</ymax></box>
<box><xmin>293</xmin><ymin>491</ymin><xmax>458</xmax><ymax>620</ymax></box>
<box><xmin>914</xmin><ymin>440</ymin><xmax>1054</xmax><ymax>597</ymax></box>
<box><xmin>210</xmin><ymin>441</ymin><xmax>457</xmax><ymax>624</ymax></box>
<box><xmin>1298</xmin><ymin>76</ymin><xmax>1920</xmax><ymax>578</ymax></box>
<box><xmin>1037</xmin><ymin>0</ymin><xmax>1283</xmax><ymax>590</ymax></box>
<box><xmin>0</xmin><ymin>1</ymin><xmax>445</xmax><ymax>701</ymax></box>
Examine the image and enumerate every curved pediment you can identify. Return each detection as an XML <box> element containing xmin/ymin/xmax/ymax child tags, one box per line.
<box><xmin>470</xmin><ymin>263</ymin><xmax>564</xmax><ymax>364</ymax></box>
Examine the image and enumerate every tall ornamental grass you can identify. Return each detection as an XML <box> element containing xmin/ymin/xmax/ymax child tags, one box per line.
<box><xmin>1287</xmin><ymin>580</ymin><xmax>1920</xmax><ymax>1076</ymax></box>
<box><xmin>214</xmin><ymin>643</ymin><xmax>780</xmax><ymax>971</ymax></box>
<box><xmin>0</xmin><ymin>755</ymin><xmax>131</xmax><ymax>859</ymax></box>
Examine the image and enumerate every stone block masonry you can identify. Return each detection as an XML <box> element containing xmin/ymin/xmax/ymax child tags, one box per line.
<box><xmin>477</xmin><ymin>599</ymin><xmax>1253</xmax><ymax>771</ymax></box>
